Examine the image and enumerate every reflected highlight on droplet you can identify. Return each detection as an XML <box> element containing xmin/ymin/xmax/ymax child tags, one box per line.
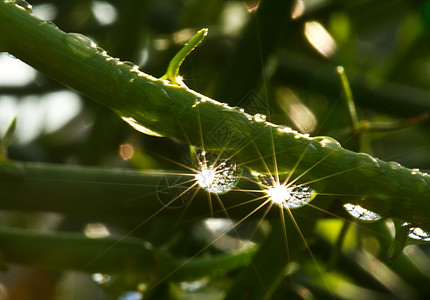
<box><xmin>343</xmin><ymin>203</ymin><xmax>382</xmax><ymax>222</ymax></box>
<box><xmin>121</xmin><ymin>116</ymin><xmax>163</xmax><ymax>137</ymax></box>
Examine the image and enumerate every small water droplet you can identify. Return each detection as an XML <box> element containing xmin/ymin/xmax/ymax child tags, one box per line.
<box><xmin>233</xmin><ymin>106</ymin><xmax>245</xmax><ymax>113</ymax></box>
<box><xmin>277</xmin><ymin>126</ymin><xmax>294</xmax><ymax>134</ymax></box>
<box><xmin>256</xmin><ymin>174</ymin><xmax>316</xmax><ymax>209</ymax></box>
<box><xmin>123</xmin><ymin>61</ymin><xmax>140</xmax><ymax>72</ymax></box>
<box><xmin>65</xmin><ymin>33</ymin><xmax>97</xmax><ymax>58</ymax></box>
<box><xmin>388</xmin><ymin>161</ymin><xmax>402</xmax><ymax>170</ymax></box>
<box><xmin>121</xmin><ymin>116</ymin><xmax>163</xmax><ymax>137</ymax></box>
<box><xmin>313</xmin><ymin>136</ymin><xmax>341</xmax><ymax>150</ymax></box>
<box><xmin>411</xmin><ymin>168</ymin><xmax>420</xmax><ymax>175</ymax></box>
<box><xmin>253</xmin><ymin>113</ymin><xmax>266</xmax><ymax>122</ymax></box>
<box><xmin>343</xmin><ymin>203</ymin><xmax>382</xmax><ymax>222</ymax></box>
<box><xmin>13</xmin><ymin>0</ymin><xmax>32</xmax><ymax>12</ymax></box>
<box><xmin>194</xmin><ymin>151</ymin><xmax>242</xmax><ymax>194</ymax></box>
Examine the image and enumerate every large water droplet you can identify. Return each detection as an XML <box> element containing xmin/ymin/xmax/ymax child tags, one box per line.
<box><xmin>354</xmin><ymin>152</ymin><xmax>381</xmax><ymax>176</ymax></box>
<box><xmin>343</xmin><ymin>203</ymin><xmax>382</xmax><ymax>222</ymax></box>
<box><xmin>313</xmin><ymin>136</ymin><xmax>341</xmax><ymax>150</ymax></box>
<box><xmin>13</xmin><ymin>0</ymin><xmax>32</xmax><ymax>12</ymax></box>
<box><xmin>194</xmin><ymin>151</ymin><xmax>242</xmax><ymax>194</ymax></box>
<box><xmin>121</xmin><ymin>117</ymin><xmax>163</xmax><ymax>137</ymax></box>
<box><xmin>256</xmin><ymin>174</ymin><xmax>316</xmax><ymax>209</ymax></box>
<box><xmin>253</xmin><ymin>113</ymin><xmax>266</xmax><ymax>122</ymax></box>
<box><xmin>65</xmin><ymin>33</ymin><xmax>97</xmax><ymax>59</ymax></box>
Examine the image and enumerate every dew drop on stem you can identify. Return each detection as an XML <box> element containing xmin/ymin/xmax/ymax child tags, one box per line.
<box><xmin>256</xmin><ymin>174</ymin><xmax>316</xmax><ymax>209</ymax></box>
<box><xmin>343</xmin><ymin>203</ymin><xmax>382</xmax><ymax>222</ymax></box>
<box><xmin>193</xmin><ymin>150</ymin><xmax>242</xmax><ymax>194</ymax></box>
<box><xmin>65</xmin><ymin>33</ymin><xmax>98</xmax><ymax>59</ymax></box>
<box><xmin>253</xmin><ymin>113</ymin><xmax>266</xmax><ymax>122</ymax></box>
<box><xmin>313</xmin><ymin>136</ymin><xmax>341</xmax><ymax>150</ymax></box>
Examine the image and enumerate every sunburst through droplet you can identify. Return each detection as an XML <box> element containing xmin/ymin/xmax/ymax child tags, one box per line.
<box><xmin>194</xmin><ymin>150</ymin><xmax>242</xmax><ymax>194</ymax></box>
<box><xmin>256</xmin><ymin>174</ymin><xmax>316</xmax><ymax>209</ymax></box>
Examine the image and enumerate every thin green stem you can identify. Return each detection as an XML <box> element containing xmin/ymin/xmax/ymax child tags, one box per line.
<box><xmin>336</xmin><ymin>66</ymin><xmax>359</xmax><ymax>132</ymax></box>
<box><xmin>161</xmin><ymin>28</ymin><xmax>208</xmax><ymax>85</ymax></box>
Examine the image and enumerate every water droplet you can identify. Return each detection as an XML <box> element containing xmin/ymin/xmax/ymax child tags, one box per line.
<box><xmin>408</xmin><ymin>226</ymin><xmax>430</xmax><ymax>242</ymax></box>
<box><xmin>65</xmin><ymin>33</ymin><xmax>97</xmax><ymax>58</ymax></box>
<box><xmin>121</xmin><ymin>117</ymin><xmax>163</xmax><ymax>137</ymax></box>
<box><xmin>354</xmin><ymin>152</ymin><xmax>381</xmax><ymax>176</ymax></box>
<box><xmin>253</xmin><ymin>113</ymin><xmax>266</xmax><ymax>122</ymax></box>
<box><xmin>343</xmin><ymin>203</ymin><xmax>382</xmax><ymax>222</ymax></box>
<box><xmin>388</xmin><ymin>161</ymin><xmax>402</xmax><ymax>170</ymax></box>
<box><xmin>256</xmin><ymin>174</ymin><xmax>316</xmax><ymax>209</ymax></box>
<box><xmin>194</xmin><ymin>151</ymin><xmax>242</xmax><ymax>194</ymax></box>
<box><xmin>313</xmin><ymin>136</ymin><xmax>341</xmax><ymax>150</ymax></box>
<box><xmin>13</xmin><ymin>0</ymin><xmax>32</xmax><ymax>12</ymax></box>
<box><xmin>123</xmin><ymin>61</ymin><xmax>140</xmax><ymax>72</ymax></box>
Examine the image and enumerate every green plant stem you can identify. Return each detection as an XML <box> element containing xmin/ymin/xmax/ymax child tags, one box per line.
<box><xmin>1</xmin><ymin>2</ymin><xmax>430</xmax><ymax>230</ymax></box>
<box><xmin>161</xmin><ymin>28</ymin><xmax>208</xmax><ymax>84</ymax></box>
<box><xmin>0</xmin><ymin>160</ymin><xmax>269</xmax><ymax>221</ymax></box>
<box><xmin>0</xmin><ymin>225</ymin><xmax>256</xmax><ymax>282</ymax></box>
<box><xmin>336</xmin><ymin>66</ymin><xmax>359</xmax><ymax>132</ymax></box>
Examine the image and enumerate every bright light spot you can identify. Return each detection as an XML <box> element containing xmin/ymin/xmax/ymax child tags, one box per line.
<box><xmin>91</xmin><ymin>1</ymin><xmax>118</xmax><ymax>26</ymax></box>
<box><xmin>172</xmin><ymin>28</ymin><xmax>196</xmax><ymax>45</ymax></box>
<box><xmin>119</xmin><ymin>143</ymin><xmax>134</xmax><ymax>160</ymax></box>
<box><xmin>32</xmin><ymin>3</ymin><xmax>58</xmax><ymax>20</ymax></box>
<box><xmin>258</xmin><ymin>174</ymin><xmax>316</xmax><ymax>209</ymax></box>
<box><xmin>0</xmin><ymin>53</ymin><xmax>37</xmax><ymax>87</ymax></box>
<box><xmin>221</xmin><ymin>2</ymin><xmax>249</xmax><ymax>36</ymax></box>
<box><xmin>153</xmin><ymin>39</ymin><xmax>170</xmax><ymax>51</ymax></box>
<box><xmin>0</xmin><ymin>91</ymin><xmax>82</xmax><ymax>144</ymax></box>
<box><xmin>193</xmin><ymin>151</ymin><xmax>242</xmax><ymax>194</ymax></box>
<box><xmin>196</xmin><ymin>167</ymin><xmax>215</xmax><ymax>188</ymax></box>
<box><xmin>121</xmin><ymin>117</ymin><xmax>162</xmax><ymax>137</ymax></box>
<box><xmin>204</xmin><ymin>218</ymin><xmax>234</xmax><ymax>233</ymax></box>
<box><xmin>276</xmin><ymin>87</ymin><xmax>317</xmax><ymax>134</ymax></box>
<box><xmin>84</xmin><ymin>223</ymin><xmax>110</xmax><ymax>238</ymax></box>
<box><xmin>266</xmin><ymin>184</ymin><xmax>291</xmax><ymax>206</ymax></box>
<box><xmin>43</xmin><ymin>91</ymin><xmax>82</xmax><ymax>134</ymax></box>
<box><xmin>291</xmin><ymin>0</ymin><xmax>305</xmax><ymax>19</ymax></box>
<box><xmin>92</xmin><ymin>273</ymin><xmax>111</xmax><ymax>284</ymax></box>
<box><xmin>304</xmin><ymin>21</ymin><xmax>337</xmax><ymax>57</ymax></box>
<box><xmin>180</xmin><ymin>278</ymin><xmax>209</xmax><ymax>292</ymax></box>
<box><xmin>408</xmin><ymin>227</ymin><xmax>430</xmax><ymax>242</ymax></box>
